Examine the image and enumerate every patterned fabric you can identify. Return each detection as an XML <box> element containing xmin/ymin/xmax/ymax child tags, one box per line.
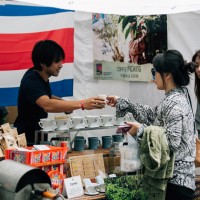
<box><xmin>116</xmin><ymin>86</ymin><xmax>196</xmax><ymax>191</ymax></box>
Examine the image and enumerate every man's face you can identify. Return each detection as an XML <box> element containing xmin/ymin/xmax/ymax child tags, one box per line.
<box><xmin>45</xmin><ymin>60</ymin><xmax>63</xmax><ymax>77</ymax></box>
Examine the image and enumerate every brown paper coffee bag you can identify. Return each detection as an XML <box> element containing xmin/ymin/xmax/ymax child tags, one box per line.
<box><xmin>16</xmin><ymin>133</ymin><xmax>27</xmax><ymax>148</ymax></box>
<box><xmin>8</xmin><ymin>128</ymin><xmax>18</xmax><ymax>140</ymax></box>
<box><xmin>1</xmin><ymin>123</ymin><xmax>11</xmax><ymax>133</ymax></box>
<box><xmin>2</xmin><ymin>133</ymin><xmax>18</xmax><ymax>149</ymax></box>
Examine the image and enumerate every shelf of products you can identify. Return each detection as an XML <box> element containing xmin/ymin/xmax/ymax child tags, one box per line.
<box><xmin>34</xmin><ymin>125</ymin><xmax>119</xmax><ymax>149</ymax></box>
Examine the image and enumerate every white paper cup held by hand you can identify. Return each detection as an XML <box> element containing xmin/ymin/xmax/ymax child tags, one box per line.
<box><xmin>98</xmin><ymin>94</ymin><xmax>107</xmax><ymax>105</ymax></box>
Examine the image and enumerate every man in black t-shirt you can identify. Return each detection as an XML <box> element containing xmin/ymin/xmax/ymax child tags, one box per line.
<box><xmin>14</xmin><ymin>40</ymin><xmax>105</xmax><ymax>145</ymax></box>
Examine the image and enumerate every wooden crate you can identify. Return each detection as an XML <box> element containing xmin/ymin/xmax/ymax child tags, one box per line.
<box><xmin>103</xmin><ymin>156</ymin><xmax>120</xmax><ymax>175</ymax></box>
<box><xmin>69</xmin><ymin>153</ymin><xmax>105</xmax><ymax>180</ymax></box>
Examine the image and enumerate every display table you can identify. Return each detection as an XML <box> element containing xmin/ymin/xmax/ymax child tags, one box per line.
<box><xmin>65</xmin><ymin>149</ymin><xmax>109</xmax><ymax>200</ymax></box>
<box><xmin>68</xmin><ymin>193</ymin><xmax>105</xmax><ymax>200</ymax></box>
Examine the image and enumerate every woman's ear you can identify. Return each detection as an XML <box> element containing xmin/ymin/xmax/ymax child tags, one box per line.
<box><xmin>163</xmin><ymin>73</ymin><xmax>171</xmax><ymax>80</ymax></box>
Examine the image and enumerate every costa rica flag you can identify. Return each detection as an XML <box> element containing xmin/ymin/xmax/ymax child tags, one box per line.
<box><xmin>0</xmin><ymin>2</ymin><xmax>75</xmax><ymax>106</ymax></box>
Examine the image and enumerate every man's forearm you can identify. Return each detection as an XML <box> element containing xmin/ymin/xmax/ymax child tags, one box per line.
<box><xmin>51</xmin><ymin>95</ymin><xmax>63</xmax><ymax>100</ymax></box>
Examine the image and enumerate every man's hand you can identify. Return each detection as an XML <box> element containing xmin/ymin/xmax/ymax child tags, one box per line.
<box><xmin>83</xmin><ymin>96</ymin><xmax>106</xmax><ymax>110</ymax></box>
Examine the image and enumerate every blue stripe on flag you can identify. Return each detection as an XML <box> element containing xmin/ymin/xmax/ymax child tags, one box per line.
<box><xmin>51</xmin><ymin>79</ymin><xmax>74</xmax><ymax>98</ymax></box>
<box><xmin>0</xmin><ymin>79</ymin><xmax>73</xmax><ymax>106</ymax></box>
<box><xmin>0</xmin><ymin>4</ymin><xmax>74</xmax><ymax>16</ymax></box>
<box><xmin>0</xmin><ymin>87</ymin><xmax>19</xmax><ymax>106</ymax></box>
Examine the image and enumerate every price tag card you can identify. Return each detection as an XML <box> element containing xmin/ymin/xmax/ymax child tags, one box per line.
<box><xmin>63</xmin><ymin>175</ymin><xmax>84</xmax><ymax>199</ymax></box>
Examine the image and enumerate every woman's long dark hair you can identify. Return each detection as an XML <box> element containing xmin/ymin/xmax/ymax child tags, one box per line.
<box><xmin>192</xmin><ymin>50</ymin><xmax>200</xmax><ymax>102</ymax></box>
<box><xmin>153</xmin><ymin>50</ymin><xmax>195</xmax><ymax>87</ymax></box>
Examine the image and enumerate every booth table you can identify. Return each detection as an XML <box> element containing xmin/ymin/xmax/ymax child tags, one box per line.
<box><xmin>33</xmin><ymin>126</ymin><xmax>120</xmax><ymax>200</ymax></box>
<box><xmin>65</xmin><ymin>149</ymin><xmax>111</xmax><ymax>200</ymax></box>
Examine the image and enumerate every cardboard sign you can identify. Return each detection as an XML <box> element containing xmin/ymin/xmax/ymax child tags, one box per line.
<box><xmin>63</xmin><ymin>175</ymin><xmax>84</xmax><ymax>199</ymax></box>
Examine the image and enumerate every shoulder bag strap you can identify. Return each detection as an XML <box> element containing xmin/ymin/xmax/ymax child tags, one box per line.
<box><xmin>185</xmin><ymin>88</ymin><xmax>197</xmax><ymax>136</ymax></box>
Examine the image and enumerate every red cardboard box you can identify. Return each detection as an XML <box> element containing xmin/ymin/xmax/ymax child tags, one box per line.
<box><xmin>5</xmin><ymin>146</ymin><xmax>68</xmax><ymax>165</ymax></box>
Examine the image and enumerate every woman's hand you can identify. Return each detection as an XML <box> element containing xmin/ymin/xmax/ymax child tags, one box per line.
<box><xmin>125</xmin><ymin>121</ymin><xmax>142</xmax><ymax>136</ymax></box>
<box><xmin>106</xmin><ymin>95</ymin><xmax>119</xmax><ymax>107</ymax></box>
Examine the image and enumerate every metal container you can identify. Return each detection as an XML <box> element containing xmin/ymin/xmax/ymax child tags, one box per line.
<box><xmin>0</xmin><ymin>160</ymin><xmax>51</xmax><ymax>200</ymax></box>
<box><xmin>50</xmin><ymin>136</ymin><xmax>71</xmax><ymax>150</ymax></box>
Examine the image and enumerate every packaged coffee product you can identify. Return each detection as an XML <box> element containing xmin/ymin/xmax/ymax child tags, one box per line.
<box><xmin>16</xmin><ymin>133</ymin><xmax>27</xmax><ymax>148</ymax></box>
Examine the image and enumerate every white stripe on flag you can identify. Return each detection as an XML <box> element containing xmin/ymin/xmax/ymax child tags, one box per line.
<box><xmin>0</xmin><ymin>63</ymin><xmax>73</xmax><ymax>88</ymax></box>
<box><xmin>0</xmin><ymin>12</ymin><xmax>74</xmax><ymax>33</ymax></box>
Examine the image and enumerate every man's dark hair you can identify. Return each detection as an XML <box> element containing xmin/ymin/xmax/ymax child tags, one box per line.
<box><xmin>32</xmin><ymin>40</ymin><xmax>65</xmax><ymax>71</ymax></box>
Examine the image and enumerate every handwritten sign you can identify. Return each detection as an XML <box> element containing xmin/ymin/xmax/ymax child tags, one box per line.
<box><xmin>63</xmin><ymin>175</ymin><xmax>84</xmax><ymax>199</ymax></box>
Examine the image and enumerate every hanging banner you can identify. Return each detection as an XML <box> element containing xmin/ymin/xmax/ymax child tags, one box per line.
<box><xmin>93</xmin><ymin>14</ymin><xmax>167</xmax><ymax>82</ymax></box>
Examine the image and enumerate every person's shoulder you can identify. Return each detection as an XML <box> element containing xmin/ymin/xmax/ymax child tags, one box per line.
<box><xmin>166</xmin><ymin>87</ymin><xmax>186</xmax><ymax>101</ymax></box>
<box><xmin>22</xmin><ymin>68</ymin><xmax>38</xmax><ymax>82</ymax></box>
<box><xmin>162</xmin><ymin>91</ymin><xmax>184</xmax><ymax>111</ymax></box>
<box><xmin>164</xmin><ymin>93</ymin><xmax>190</xmax><ymax>117</ymax></box>
<box><xmin>24</xmin><ymin>67</ymin><xmax>35</xmax><ymax>76</ymax></box>
<box><xmin>165</xmin><ymin>92</ymin><xmax>185</xmax><ymax>105</ymax></box>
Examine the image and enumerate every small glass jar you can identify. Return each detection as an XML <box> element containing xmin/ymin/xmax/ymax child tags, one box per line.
<box><xmin>109</xmin><ymin>141</ymin><xmax>121</xmax><ymax>157</ymax></box>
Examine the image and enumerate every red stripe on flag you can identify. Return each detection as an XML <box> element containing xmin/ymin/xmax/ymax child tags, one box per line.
<box><xmin>0</xmin><ymin>28</ymin><xmax>74</xmax><ymax>71</ymax></box>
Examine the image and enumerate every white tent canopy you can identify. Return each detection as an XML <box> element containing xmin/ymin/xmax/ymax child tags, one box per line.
<box><xmin>15</xmin><ymin>0</ymin><xmax>200</xmax><ymax>15</ymax></box>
